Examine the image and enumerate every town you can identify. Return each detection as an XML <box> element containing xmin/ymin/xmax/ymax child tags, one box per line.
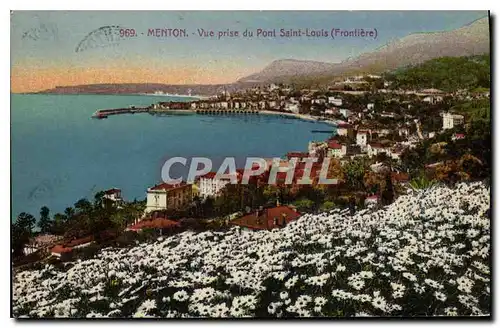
<box><xmin>14</xmin><ymin>55</ymin><xmax>491</xmax><ymax>268</ymax></box>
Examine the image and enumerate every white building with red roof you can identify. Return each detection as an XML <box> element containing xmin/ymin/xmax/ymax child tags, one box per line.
<box><xmin>198</xmin><ymin>172</ymin><xmax>234</xmax><ymax>199</ymax></box>
<box><xmin>102</xmin><ymin>188</ymin><xmax>123</xmax><ymax>208</ymax></box>
<box><xmin>365</xmin><ymin>195</ymin><xmax>379</xmax><ymax>207</ymax></box>
<box><xmin>145</xmin><ymin>182</ymin><xmax>193</xmax><ymax>213</ymax></box>
<box><xmin>197</xmin><ymin>169</ymin><xmax>248</xmax><ymax>199</ymax></box>
<box><xmin>327</xmin><ymin>140</ymin><xmax>347</xmax><ymax>158</ymax></box>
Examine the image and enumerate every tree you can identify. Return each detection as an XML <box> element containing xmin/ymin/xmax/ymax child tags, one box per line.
<box><xmin>51</xmin><ymin>213</ymin><xmax>66</xmax><ymax>235</ymax></box>
<box><xmin>12</xmin><ymin>212</ymin><xmax>35</xmax><ymax>257</ymax></box>
<box><xmin>38</xmin><ymin>206</ymin><xmax>52</xmax><ymax>234</ymax></box>
<box><xmin>380</xmin><ymin>173</ymin><xmax>394</xmax><ymax>206</ymax></box>
<box><xmin>364</xmin><ymin>171</ymin><xmax>381</xmax><ymax>194</ymax></box>
<box><xmin>12</xmin><ymin>223</ymin><xmax>30</xmax><ymax>257</ymax></box>
<box><xmin>74</xmin><ymin>198</ymin><xmax>92</xmax><ymax>215</ymax></box>
<box><xmin>343</xmin><ymin>158</ymin><xmax>368</xmax><ymax>191</ymax></box>
<box><xmin>16</xmin><ymin>212</ymin><xmax>36</xmax><ymax>234</ymax></box>
<box><xmin>64</xmin><ymin>207</ymin><xmax>75</xmax><ymax>222</ymax></box>
<box><xmin>110</xmin><ymin>212</ymin><xmax>126</xmax><ymax>231</ymax></box>
<box><xmin>293</xmin><ymin>198</ymin><xmax>314</xmax><ymax>212</ymax></box>
<box><xmin>94</xmin><ymin>191</ymin><xmax>105</xmax><ymax>208</ymax></box>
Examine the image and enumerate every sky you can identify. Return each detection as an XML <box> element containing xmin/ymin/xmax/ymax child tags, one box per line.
<box><xmin>11</xmin><ymin>11</ymin><xmax>488</xmax><ymax>92</ymax></box>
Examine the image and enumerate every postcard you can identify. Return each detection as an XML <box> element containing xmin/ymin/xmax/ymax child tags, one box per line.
<box><xmin>11</xmin><ymin>10</ymin><xmax>491</xmax><ymax>319</ymax></box>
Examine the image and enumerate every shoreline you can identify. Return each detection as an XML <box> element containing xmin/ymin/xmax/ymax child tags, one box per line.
<box><xmin>259</xmin><ymin>110</ymin><xmax>340</xmax><ymax>126</ymax></box>
<box><xmin>148</xmin><ymin>109</ymin><xmax>340</xmax><ymax>127</ymax></box>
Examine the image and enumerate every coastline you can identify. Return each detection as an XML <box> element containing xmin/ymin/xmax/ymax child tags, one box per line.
<box><xmin>138</xmin><ymin>93</ymin><xmax>211</xmax><ymax>100</ymax></box>
<box><xmin>259</xmin><ymin>110</ymin><xmax>340</xmax><ymax>126</ymax></box>
<box><xmin>149</xmin><ymin>108</ymin><xmax>340</xmax><ymax>126</ymax></box>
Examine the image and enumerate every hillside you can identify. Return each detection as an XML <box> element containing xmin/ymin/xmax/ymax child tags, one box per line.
<box><xmin>239</xmin><ymin>17</ymin><xmax>490</xmax><ymax>84</ymax></box>
<box><xmin>239</xmin><ymin>59</ymin><xmax>338</xmax><ymax>83</ymax></box>
<box><xmin>386</xmin><ymin>54</ymin><xmax>490</xmax><ymax>91</ymax></box>
<box><xmin>31</xmin><ymin>17</ymin><xmax>490</xmax><ymax>95</ymax></box>
<box><xmin>13</xmin><ymin>182</ymin><xmax>490</xmax><ymax>318</ymax></box>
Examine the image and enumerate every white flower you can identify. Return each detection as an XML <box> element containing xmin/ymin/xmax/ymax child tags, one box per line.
<box><xmin>348</xmin><ymin>279</ymin><xmax>365</xmax><ymax>291</ymax></box>
<box><xmin>280</xmin><ymin>291</ymin><xmax>289</xmax><ymax>300</ymax></box>
<box><xmin>444</xmin><ymin>307</ymin><xmax>458</xmax><ymax>316</ymax></box>
<box><xmin>314</xmin><ymin>296</ymin><xmax>327</xmax><ymax>306</ymax></box>
<box><xmin>402</xmin><ymin>272</ymin><xmax>417</xmax><ymax>282</ymax></box>
<box><xmin>371</xmin><ymin>296</ymin><xmax>387</xmax><ymax>312</ymax></box>
<box><xmin>173</xmin><ymin>290</ymin><xmax>189</xmax><ymax>302</ymax></box>
<box><xmin>336</xmin><ymin>264</ymin><xmax>346</xmax><ymax>272</ymax></box>
<box><xmin>434</xmin><ymin>291</ymin><xmax>447</xmax><ymax>302</ymax></box>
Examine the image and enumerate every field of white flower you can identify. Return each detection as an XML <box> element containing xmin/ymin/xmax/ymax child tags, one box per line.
<box><xmin>13</xmin><ymin>182</ymin><xmax>490</xmax><ymax>318</ymax></box>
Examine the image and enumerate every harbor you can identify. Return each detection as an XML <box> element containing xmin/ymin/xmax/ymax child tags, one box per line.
<box><xmin>92</xmin><ymin>101</ymin><xmax>340</xmax><ymax>127</ymax></box>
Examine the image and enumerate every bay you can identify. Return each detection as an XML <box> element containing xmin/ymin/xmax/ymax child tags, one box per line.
<box><xmin>11</xmin><ymin>94</ymin><xmax>335</xmax><ymax>220</ymax></box>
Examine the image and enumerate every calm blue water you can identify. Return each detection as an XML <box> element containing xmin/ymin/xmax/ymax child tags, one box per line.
<box><xmin>11</xmin><ymin>94</ymin><xmax>335</xmax><ymax>220</ymax></box>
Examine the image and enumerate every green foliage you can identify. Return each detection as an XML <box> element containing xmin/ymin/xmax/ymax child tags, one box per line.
<box><xmin>38</xmin><ymin>206</ymin><xmax>52</xmax><ymax>234</ymax></box>
<box><xmin>293</xmin><ymin>198</ymin><xmax>314</xmax><ymax>212</ymax></box>
<box><xmin>320</xmin><ymin>201</ymin><xmax>335</xmax><ymax>211</ymax></box>
<box><xmin>381</xmin><ymin>173</ymin><xmax>394</xmax><ymax>206</ymax></box>
<box><xmin>343</xmin><ymin>158</ymin><xmax>369</xmax><ymax>191</ymax></box>
<box><xmin>409</xmin><ymin>175</ymin><xmax>437</xmax><ymax>190</ymax></box>
<box><xmin>387</xmin><ymin>55</ymin><xmax>490</xmax><ymax>92</ymax></box>
<box><xmin>452</xmin><ymin>98</ymin><xmax>490</xmax><ymax>123</ymax></box>
<box><xmin>12</xmin><ymin>212</ymin><xmax>36</xmax><ymax>257</ymax></box>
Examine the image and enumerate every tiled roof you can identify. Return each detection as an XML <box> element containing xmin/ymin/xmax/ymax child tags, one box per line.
<box><xmin>66</xmin><ymin>235</ymin><xmax>93</xmax><ymax>247</ymax></box>
<box><xmin>230</xmin><ymin>206</ymin><xmax>301</xmax><ymax>230</ymax></box>
<box><xmin>328</xmin><ymin>141</ymin><xmax>343</xmax><ymax>149</ymax></box>
<box><xmin>150</xmin><ymin>181</ymin><xmax>189</xmax><ymax>191</ymax></box>
<box><xmin>51</xmin><ymin>245</ymin><xmax>73</xmax><ymax>254</ymax></box>
<box><xmin>287</xmin><ymin>152</ymin><xmax>310</xmax><ymax>159</ymax></box>
<box><xmin>127</xmin><ymin>218</ymin><xmax>180</xmax><ymax>231</ymax></box>
<box><xmin>104</xmin><ymin>188</ymin><xmax>121</xmax><ymax>195</ymax></box>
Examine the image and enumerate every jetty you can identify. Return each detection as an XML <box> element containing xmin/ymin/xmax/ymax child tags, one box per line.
<box><xmin>92</xmin><ymin>106</ymin><xmax>150</xmax><ymax>119</ymax></box>
<box><xmin>311</xmin><ymin>130</ymin><xmax>335</xmax><ymax>133</ymax></box>
<box><xmin>92</xmin><ymin>106</ymin><xmax>261</xmax><ymax>119</ymax></box>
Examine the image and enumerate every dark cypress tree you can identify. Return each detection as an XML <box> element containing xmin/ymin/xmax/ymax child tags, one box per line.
<box><xmin>381</xmin><ymin>173</ymin><xmax>394</xmax><ymax>206</ymax></box>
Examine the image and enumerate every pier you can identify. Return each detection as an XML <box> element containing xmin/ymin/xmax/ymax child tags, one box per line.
<box><xmin>92</xmin><ymin>107</ymin><xmax>150</xmax><ymax>119</ymax></box>
<box><xmin>311</xmin><ymin>130</ymin><xmax>335</xmax><ymax>133</ymax></box>
<box><xmin>92</xmin><ymin>106</ymin><xmax>260</xmax><ymax>119</ymax></box>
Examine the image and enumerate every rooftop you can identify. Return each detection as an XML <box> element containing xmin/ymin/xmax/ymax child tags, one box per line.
<box><xmin>104</xmin><ymin>188</ymin><xmax>121</xmax><ymax>195</ymax></box>
<box><xmin>127</xmin><ymin>218</ymin><xmax>180</xmax><ymax>231</ymax></box>
<box><xmin>230</xmin><ymin>206</ymin><xmax>301</xmax><ymax>231</ymax></box>
<box><xmin>149</xmin><ymin>181</ymin><xmax>190</xmax><ymax>191</ymax></box>
<box><xmin>328</xmin><ymin>141</ymin><xmax>344</xmax><ymax>149</ymax></box>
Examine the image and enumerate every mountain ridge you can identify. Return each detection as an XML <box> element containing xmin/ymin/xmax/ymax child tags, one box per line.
<box><xmin>238</xmin><ymin>16</ymin><xmax>490</xmax><ymax>83</ymax></box>
<box><xmin>30</xmin><ymin>16</ymin><xmax>490</xmax><ymax>94</ymax></box>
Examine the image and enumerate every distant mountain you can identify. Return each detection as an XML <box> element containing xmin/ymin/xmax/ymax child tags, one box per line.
<box><xmin>239</xmin><ymin>59</ymin><xmax>338</xmax><ymax>83</ymax></box>
<box><xmin>34</xmin><ymin>17</ymin><xmax>490</xmax><ymax>95</ymax></box>
<box><xmin>33</xmin><ymin>83</ymin><xmax>260</xmax><ymax>96</ymax></box>
<box><xmin>238</xmin><ymin>16</ymin><xmax>490</xmax><ymax>83</ymax></box>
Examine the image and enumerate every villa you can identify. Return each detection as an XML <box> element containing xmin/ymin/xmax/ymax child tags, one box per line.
<box><xmin>145</xmin><ymin>182</ymin><xmax>193</xmax><ymax>213</ymax></box>
<box><xmin>198</xmin><ymin>171</ymin><xmax>241</xmax><ymax>199</ymax></box>
<box><xmin>442</xmin><ymin>112</ymin><xmax>465</xmax><ymax>130</ymax></box>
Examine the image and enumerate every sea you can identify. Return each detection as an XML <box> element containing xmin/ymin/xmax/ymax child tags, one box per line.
<box><xmin>11</xmin><ymin>94</ymin><xmax>335</xmax><ymax>221</ymax></box>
